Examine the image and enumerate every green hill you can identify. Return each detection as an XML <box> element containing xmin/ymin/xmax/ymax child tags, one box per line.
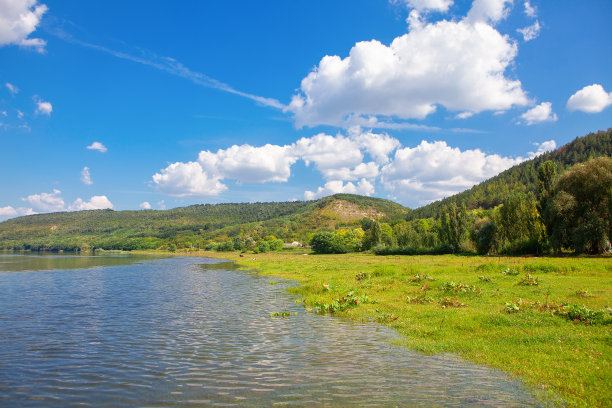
<box><xmin>407</xmin><ymin>128</ymin><xmax>612</xmax><ymax>220</ymax></box>
<box><xmin>0</xmin><ymin>194</ymin><xmax>408</xmax><ymax>251</ymax></box>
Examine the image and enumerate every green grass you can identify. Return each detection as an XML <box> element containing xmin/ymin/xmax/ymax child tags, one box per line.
<box><xmin>178</xmin><ymin>251</ymin><xmax>612</xmax><ymax>407</ymax></box>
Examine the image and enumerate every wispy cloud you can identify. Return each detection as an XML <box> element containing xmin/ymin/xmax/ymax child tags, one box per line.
<box><xmin>48</xmin><ymin>26</ymin><xmax>285</xmax><ymax>110</ymax></box>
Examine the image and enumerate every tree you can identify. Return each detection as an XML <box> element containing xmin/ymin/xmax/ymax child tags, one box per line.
<box><xmin>549</xmin><ymin>157</ymin><xmax>612</xmax><ymax>253</ymax></box>
<box><xmin>496</xmin><ymin>192</ymin><xmax>544</xmax><ymax>254</ymax></box>
<box><xmin>471</xmin><ymin>217</ymin><xmax>497</xmax><ymax>255</ymax></box>
<box><xmin>310</xmin><ymin>231</ymin><xmax>348</xmax><ymax>254</ymax></box>
<box><xmin>438</xmin><ymin>202</ymin><xmax>468</xmax><ymax>251</ymax></box>
<box><xmin>362</xmin><ymin>221</ymin><xmax>382</xmax><ymax>250</ymax></box>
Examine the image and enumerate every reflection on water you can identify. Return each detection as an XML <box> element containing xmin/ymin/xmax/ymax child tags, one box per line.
<box><xmin>0</xmin><ymin>255</ymin><xmax>544</xmax><ymax>407</ymax></box>
<box><xmin>0</xmin><ymin>251</ymin><xmax>166</xmax><ymax>272</ymax></box>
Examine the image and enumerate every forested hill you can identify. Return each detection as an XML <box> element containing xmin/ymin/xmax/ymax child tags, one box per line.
<box><xmin>407</xmin><ymin>128</ymin><xmax>612</xmax><ymax>220</ymax></box>
<box><xmin>0</xmin><ymin>194</ymin><xmax>409</xmax><ymax>251</ymax></box>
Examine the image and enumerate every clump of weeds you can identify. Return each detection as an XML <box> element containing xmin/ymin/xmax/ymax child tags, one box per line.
<box><xmin>406</xmin><ymin>294</ymin><xmax>435</xmax><ymax>304</ymax></box>
<box><xmin>270</xmin><ymin>311</ymin><xmax>292</xmax><ymax>318</ymax></box>
<box><xmin>376</xmin><ymin>310</ymin><xmax>398</xmax><ymax>323</ymax></box>
<box><xmin>441</xmin><ymin>281</ymin><xmax>482</xmax><ymax>295</ymax></box>
<box><xmin>477</xmin><ymin>275</ymin><xmax>492</xmax><ymax>283</ymax></box>
<box><xmin>501</xmin><ymin>267</ymin><xmax>519</xmax><ymax>276</ymax></box>
<box><xmin>517</xmin><ymin>274</ymin><xmax>540</xmax><ymax>286</ymax></box>
<box><xmin>409</xmin><ymin>273</ymin><xmax>435</xmax><ymax>283</ymax></box>
<box><xmin>439</xmin><ymin>297</ymin><xmax>467</xmax><ymax>308</ymax></box>
<box><xmin>313</xmin><ymin>291</ymin><xmax>374</xmax><ymax>314</ymax></box>
<box><xmin>355</xmin><ymin>272</ymin><xmax>369</xmax><ymax>281</ymax></box>
<box><xmin>574</xmin><ymin>289</ymin><xmax>593</xmax><ymax>298</ymax></box>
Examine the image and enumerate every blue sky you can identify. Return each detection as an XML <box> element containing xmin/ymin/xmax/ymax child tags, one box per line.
<box><xmin>1</xmin><ymin>0</ymin><xmax>611</xmax><ymax>219</ymax></box>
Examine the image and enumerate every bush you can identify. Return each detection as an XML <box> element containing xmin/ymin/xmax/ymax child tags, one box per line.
<box><xmin>310</xmin><ymin>231</ymin><xmax>348</xmax><ymax>254</ymax></box>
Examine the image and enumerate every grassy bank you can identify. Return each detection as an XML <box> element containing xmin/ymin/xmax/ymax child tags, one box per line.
<box><xmin>170</xmin><ymin>250</ymin><xmax>611</xmax><ymax>407</ymax></box>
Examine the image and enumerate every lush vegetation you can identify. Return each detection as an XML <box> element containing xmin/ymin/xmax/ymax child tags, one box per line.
<box><xmin>196</xmin><ymin>250</ymin><xmax>611</xmax><ymax>407</ymax></box>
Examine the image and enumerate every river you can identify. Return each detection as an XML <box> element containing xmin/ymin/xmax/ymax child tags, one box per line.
<box><xmin>0</xmin><ymin>253</ymin><xmax>544</xmax><ymax>407</ymax></box>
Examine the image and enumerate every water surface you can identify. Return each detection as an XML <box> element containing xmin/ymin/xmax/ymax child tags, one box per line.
<box><xmin>0</xmin><ymin>254</ymin><xmax>544</xmax><ymax>406</ymax></box>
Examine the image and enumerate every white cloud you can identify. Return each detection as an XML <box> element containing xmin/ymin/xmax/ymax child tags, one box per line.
<box><xmin>22</xmin><ymin>189</ymin><xmax>65</xmax><ymax>212</ymax></box>
<box><xmin>348</xmin><ymin>127</ymin><xmax>400</xmax><ymax>164</ymax></box>
<box><xmin>152</xmin><ymin>161</ymin><xmax>227</xmax><ymax>197</ymax></box>
<box><xmin>292</xmin><ymin>133</ymin><xmax>363</xmax><ymax>178</ymax></box>
<box><xmin>81</xmin><ymin>166</ymin><xmax>93</xmax><ymax>185</ymax></box>
<box><xmin>396</xmin><ymin>0</ymin><xmax>453</xmax><ymax>12</ymax></box>
<box><xmin>86</xmin><ymin>141</ymin><xmax>107</xmax><ymax>152</ymax></box>
<box><xmin>0</xmin><ymin>205</ymin><xmax>36</xmax><ymax>220</ymax></box>
<box><xmin>519</xmin><ymin>102</ymin><xmax>557</xmax><ymax>125</ymax></box>
<box><xmin>198</xmin><ymin>144</ymin><xmax>297</xmax><ymax>183</ymax></box>
<box><xmin>304</xmin><ymin>179</ymin><xmax>375</xmax><ymax>200</ymax></box>
<box><xmin>524</xmin><ymin>1</ymin><xmax>537</xmax><ymax>18</ymax></box>
<box><xmin>528</xmin><ymin>139</ymin><xmax>556</xmax><ymax>158</ymax></box>
<box><xmin>68</xmin><ymin>196</ymin><xmax>113</xmax><ymax>211</ymax></box>
<box><xmin>139</xmin><ymin>201</ymin><xmax>152</xmax><ymax>210</ymax></box>
<box><xmin>466</xmin><ymin>0</ymin><xmax>513</xmax><ymax>24</ymax></box>
<box><xmin>517</xmin><ymin>20</ymin><xmax>540</xmax><ymax>41</ymax></box>
<box><xmin>19</xmin><ymin>189</ymin><xmax>113</xmax><ymax>214</ymax></box>
<box><xmin>35</xmin><ymin>99</ymin><xmax>52</xmax><ymax>115</ymax></box>
<box><xmin>17</xmin><ymin>109</ymin><xmax>23</xmax><ymax>118</ymax></box>
<box><xmin>382</xmin><ymin>140</ymin><xmax>524</xmax><ymax>207</ymax></box>
<box><xmin>288</xmin><ymin>1</ymin><xmax>528</xmax><ymax>127</ymax></box>
<box><xmin>157</xmin><ymin>200</ymin><xmax>166</xmax><ymax>210</ymax></box>
<box><xmin>566</xmin><ymin>84</ymin><xmax>612</xmax><ymax>113</ymax></box>
<box><xmin>5</xmin><ymin>82</ymin><xmax>18</xmax><ymax>95</ymax></box>
<box><xmin>0</xmin><ymin>0</ymin><xmax>48</xmax><ymax>52</ymax></box>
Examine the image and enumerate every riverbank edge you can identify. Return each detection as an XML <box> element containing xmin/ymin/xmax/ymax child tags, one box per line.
<box><xmin>142</xmin><ymin>250</ymin><xmax>609</xmax><ymax>407</ymax></box>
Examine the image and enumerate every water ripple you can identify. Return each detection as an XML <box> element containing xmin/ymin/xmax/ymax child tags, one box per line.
<box><xmin>0</xmin><ymin>255</ymin><xmax>545</xmax><ymax>407</ymax></box>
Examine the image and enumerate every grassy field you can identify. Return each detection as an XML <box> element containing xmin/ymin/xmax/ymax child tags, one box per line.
<box><xmin>171</xmin><ymin>250</ymin><xmax>612</xmax><ymax>407</ymax></box>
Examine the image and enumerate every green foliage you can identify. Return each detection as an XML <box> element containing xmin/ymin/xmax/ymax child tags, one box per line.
<box><xmin>438</xmin><ymin>202</ymin><xmax>468</xmax><ymax>251</ymax></box>
<box><xmin>471</xmin><ymin>217</ymin><xmax>497</xmax><ymax>255</ymax></box>
<box><xmin>548</xmin><ymin>156</ymin><xmax>612</xmax><ymax>254</ymax></box>
<box><xmin>313</xmin><ymin>291</ymin><xmax>374</xmax><ymax>314</ymax></box>
<box><xmin>309</xmin><ymin>231</ymin><xmax>348</xmax><ymax>254</ymax></box>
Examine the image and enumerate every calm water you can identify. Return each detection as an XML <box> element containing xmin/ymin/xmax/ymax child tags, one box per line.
<box><xmin>0</xmin><ymin>254</ymin><xmax>544</xmax><ymax>407</ymax></box>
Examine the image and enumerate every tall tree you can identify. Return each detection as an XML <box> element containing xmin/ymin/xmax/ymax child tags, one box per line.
<box><xmin>549</xmin><ymin>157</ymin><xmax>612</xmax><ymax>253</ymax></box>
<box><xmin>438</xmin><ymin>202</ymin><xmax>468</xmax><ymax>251</ymax></box>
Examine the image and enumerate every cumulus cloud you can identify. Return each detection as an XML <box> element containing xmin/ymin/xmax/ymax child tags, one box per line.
<box><xmin>152</xmin><ymin>161</ymin><xmax>227</xmax><ymax>197</ymax></box>
<box><xmin>20</xmin><ymin>189</ymin><xmax>113</xmax><ymax>214</ymax></box>
<box><xmin>35</xmin><ymin>99</ymin><xmax>52</xmax><ymax>115</ymax></box>
<box><xmin>86</xmin><ymin>141</ymin><xmax>107</xmax><ymax>152</ymax></box>
<box><xmin>23</xmin><ymin>189</ymin><xmax>65</xmax><ymax>212</ymax></box>
<box><xmin>287</xmin><ymin>0</ymin><xmax>529</xmax><ymax>127</ymax></box>
<box><xmin>81</xmin><ymin>166</ymin><xmax>93</xmax><ymax>185</ymax></box>
<box><xmin>139</xmin><ymin>201</ymin><xmax>152</xmax><ymax>210</ymax></box>
<box><xmin>0</xmin><ymin>205</ymin><xmax>36</xmax><ymax>220</ymax></box>
<box><xmin>466</xmin><ymin>0</ymin><xmax>513</xmax><ymax>24</ymax></box>
<box><xmin>348</xmin><ymin>127</ymin><xmax>400</xmax><ymax>164</ymax></box>
<box><xmin>517</xmin><ymin>20</ymin><xmax>541</xmax><ymax>41</ymax></box>
<box><xmin>566</xmin><ymin>84</ymin><xmax>612</xmax><ymax>113</ymax></box>
<box><xmin>0</xmin><ymin>0</ymin><xmax>48</xmax><ymax>52</ymax></box>
<box><xmin>5</xmin><ymin>82</ymin><xmax>18</xmax><ymax>95</ymax></box>
<box><xmin>395</xmin><ymin>0</ymin><xmax>453</xmax><ymax>12</ymax></box>
<box><xmin>68</xmin><ymin>196</ymin><xmax>113</xmax><ymax>211</ymax></box>
<box><xmin>293</xmin><ymin>133</ymin><xmax>363</xmax><ymax>178</ymax></box>
<box><xmin>304</xmin><ymin>179</ymin><xmax>375</xmax><ymax>200</ymax></box>
<box><xmin>382</xmin><ymin>140</ymin><xmax>524</xmax><ymax>206</ymax></box>
<box><xmin>519</xmin><ymin>102</ymin><xmax>557</xmax><ymax>125</ymax></box>
<box><xmin>198</xmin><ymin>144</ymin><xmax>297</xmax><ymax>183</ymax></box>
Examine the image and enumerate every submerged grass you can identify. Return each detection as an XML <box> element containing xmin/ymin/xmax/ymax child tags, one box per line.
<box><xmin>154</xmin><ymin>250</ymin><xmax>611</xmax><ymax>407</ymax></box>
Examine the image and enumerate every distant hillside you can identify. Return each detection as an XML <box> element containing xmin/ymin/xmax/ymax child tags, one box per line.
<box><xmin>0</xmin><ymin>194</ymin><xmax>408</xmax><ymax>251</ymax></box>
<box><xmin>408</xmin><ymin>128</ymin><xmax>612</xmax><ymax>220</ymax></box>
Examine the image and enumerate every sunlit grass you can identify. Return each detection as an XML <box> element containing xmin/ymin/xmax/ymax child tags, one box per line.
<box><xmin>154</xmin><ymin>250</ymin><xmax>611</xmax><ymax>407</ymax></box>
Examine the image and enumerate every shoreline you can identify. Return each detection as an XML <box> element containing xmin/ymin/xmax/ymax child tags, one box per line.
<box><xmin>143</xmin><ymin>249</ymin><xmax>610</xmax><ymax>408</ymax></box>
